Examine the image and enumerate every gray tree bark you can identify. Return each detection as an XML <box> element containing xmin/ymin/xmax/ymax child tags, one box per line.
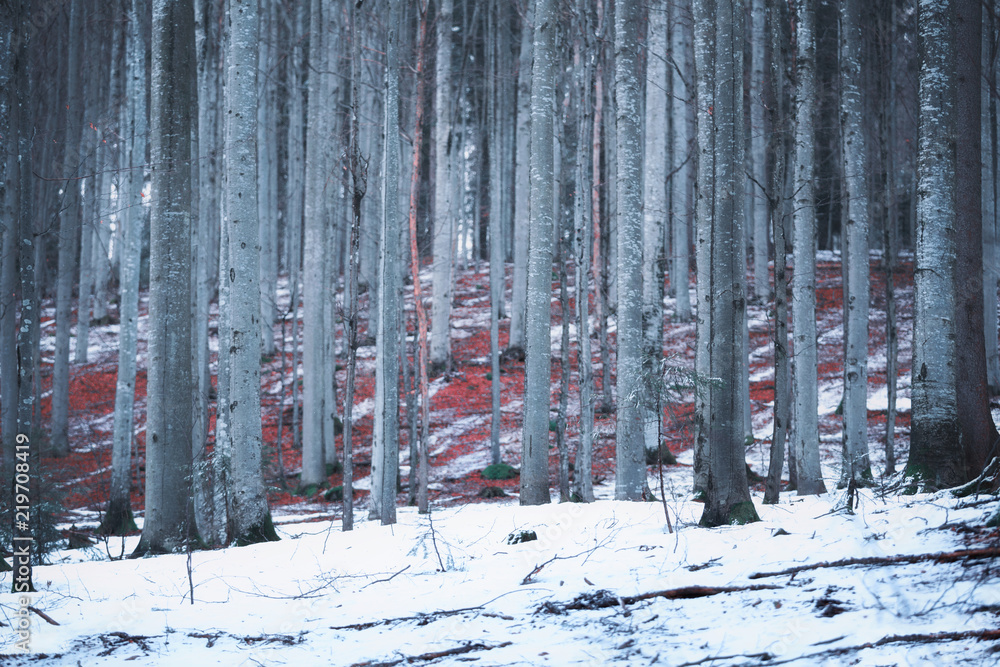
<box><xmin>224</xmin><ymin>0</ymin><xmax>278</xmax><ymax>546</ymax></box>
<box><xmin>699</xmin><ymin>0</ymin><xmax>759</xmax><ymax>527</ymax></box>
<box><xmin>520</xmin><ymin>0</ymin><xmax>557</xmax><ymax>506</ymax></box>
<box><xmin>614</xmin><ymin>0</ymin><xmax>645</xmax><ymax>501</ymax></box>
<box><xmin>839</xmin><ymin>0</ymin><xmax>873</xmax><ymax>488</ymax></box>
<box><xmin>430</xmin><ymin>0</ymin><xmax>454</xmax><ymax>372</ymax></box>
<box><xmin>51</xmin><ymin>0</ymin><xmax>87</xmax><ymax>458</ymax></box>
<box><xmin>371</xmin><ymin>0</ymin><xmax>401</xmax><ymax>526</ymax></box>
<box><xmin>508</xmin><ymin>2</ymin><xmax>534</xmax><ymax>355</ymax></box>
<box><xmin>300</xmin><ymin>0</ymin><xmax>329</xmax><ymax>489</ymax></box>
<box><xmin>790</xmin><ymin>0</ymin><xmax>826</xmax><ymax>496</ymax></box>
<box><xmin>133</xmin><ymin>0</ymin><xmax>197</xmax><ymax>556</ymax></box>
<box><xmin>671</xmin><ymin>0</ymin><xmax>694</xmax><ymax>322</ymax></box>
<box><xmin>102</xmin><ymin>0</ymin><xmax>147</xmax><ymax>536</ymax></box>
<box><xmin>692</xmin><ymin>0</ymin><xmax>714</xmax><ymax>498</ymax></box>
<box><xmin>749</xmin><ymin>0</ymin><xmax>770</xmax><ymax>301</ymax></box>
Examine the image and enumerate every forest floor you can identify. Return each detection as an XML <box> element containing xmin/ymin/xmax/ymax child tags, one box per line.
<box><xmin>2</xmin><ymin>252</ymin><xmax>1000</xmax><ymax>665</ymax></box>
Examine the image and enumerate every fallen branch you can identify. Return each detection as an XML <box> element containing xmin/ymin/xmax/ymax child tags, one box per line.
<box><xmin>537</xmin><ymin>584</ymin><xmax>780</xmax><ymax>614</ymax></box>
<box><xmin>27</xmin><ymin>606</ymin><xmax>60</xmax><ymax>626</ymax></box>
<box><xmin>331</xmin><ymin>604</ymin><xmax>485</xmax><ymax>631</ymax></box>
<box><xmin>362</xmin><ymin>565</ymin><xmax>411</xmax><ymax>589</ymax></box>
<box><xmin>749</xmin><ymin>547</ymin><xmax>1000</xmax><ymax>580</ymax></box>
<box><xmin>951</xmin><ymin>457</ymin><xmax>1000</xmax><ymax>498</ymax></box>
<box><xmin>732</xmin><ymin>628</ymin><xmax>1000</xmax><ymax>667</ymax></box>
<box><xmin>351</xmin><ymin>641</ymin><xmax>513</xmax><ymax>666</ymax></box>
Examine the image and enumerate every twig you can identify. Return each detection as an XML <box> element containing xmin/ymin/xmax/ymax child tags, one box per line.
<box><xmin>351</xmin><ymin>641</ymin><xmax>513</xmax><ymax>667</ymax></box>
<box><xmin>730</xmin><ymin>629</ymin><xmax>1000</xmax><ymax>667</ymax></box>
<box><xmin>331</xmin><ymin>604</ymin><xmax>486</xmax><ymax>631</ymax></box>
<box><xmin>677</xmin><ymin>651</ymin><xmax>774</xmax><ymax>666</ymax></box>
<box><xmin>362</xmin><ymin>565</ymin><xmax>411</xmax><ymax>589</ymax></box>
<box><xmin>748</xmin><ymin>547</ymin><xmax>1000</xmax><ymax>579</ymax></box>
<box><xmin>27</xmin><ymin>606</ymin><xmax>60</xmax><ymax>626</ymax></box>
<box><xmin>426</xmin><ymin>510</ymin><xmax>446</xmax><ymax>572</ymax></box>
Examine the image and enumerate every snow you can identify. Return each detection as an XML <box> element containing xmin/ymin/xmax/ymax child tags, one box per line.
<box><xmin>3</xmin><ymin>487</ymin><xmax>997</xmax><ymax>665</ymax></box>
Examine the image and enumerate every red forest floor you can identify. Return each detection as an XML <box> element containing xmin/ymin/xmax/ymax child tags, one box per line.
<box><xmin>31</xmin><ymin>253</ymin><xmax>924</xmax><ymax>527</ymax></box>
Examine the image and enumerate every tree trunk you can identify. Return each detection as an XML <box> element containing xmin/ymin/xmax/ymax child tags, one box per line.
<box><xmin>613</xmin><ymin>0</ymin><xmax>645</xmax><ymax>501</ymax></box>
<box><xmin>520</xmin><ymin>0</ymin><xmax>557</xmax><ymax>506</ymax></box>
<box><xmin>430</xmin><ymin>0</ymin><xmax>454</xmax><ymax>372</ymax></box>
<box><xmin>102</xmin><ymin>0</ymin><xmax>148</xmax><ymax>536</ymax></box>
<box><xmin>838</xmin><ymin>0</ymin><xmax>873</xmax><ymax>488</ymax></box>
<box><xmin>301</xmin><ymin>0</ymin><xmax>329</xmax><ymax>489</ymax></box>
<box><xmin>372</xmin><ymin>0</ymin><xmax>402</xmax><ymax>526</ymax></box>
<box><xmin>908</xmin><ymin>0</ymin><xmax>963</xmax><ymax>489</ymax></box>
<box><xmin>573</xmin><ymin>0</ymin><xmax>595</xmax><ymax>503</ymax></box>
<box><xmin>642</xmin><ymin>0</ymin><xmax>668</xmax><ymax>463</ymax></box>
<box><xmin>791</xmin><ymin>0</ymin><xmax>826</xmax><ymax>496</ymax></box>
<box><xmin>257</xmin><ymin>0</ymin><xmax>278</xmax><ymax>357</ymax></box>
<box><xmin>692</xmin><ymin>0</ymin><xmax>714</xmax><ymax>498</ymax></box>
<box><xmin>954</xmin><ymin>0</ymin><xmax>1000</xmax><ymax>476</ymax></box>
<box><xmin>133</xmin><ymin>0</ymin><xmax>197</xmax><ymax>556</ymax></box>
<box><xmin>672</xmin><ymin>0</ymin><xmax>694</xmax><ymax>322</ymax></box>
<box><xmin>51</xmin><ymin>0</ymin><xmax>87</xmax><ymax>458</ymax></box>
<box><xmin>700</xmin><ymin>0</ymin><xmax>759</xmax><ymax>527</ymax></box>
<box><xmin>749</xmin><ymin>0</ymin><xmax>770</xmax><ymax>301</ymax></box>
<box><xmin>224</xmin><ymin>0</ymin><xmax>278</xmax><ymax>547</ymax></box>
<box><xmin>488</xmin><ymin>0</ymin><xmax>503</xmax><ymax>468</ymax></box>
<box><xmin>508</xmin><ymin>1</ymin><xmax>533</xmax><ymax>355</ymax></box>
<box><xmin>0</xmin><ymin>0</ymin><xmax>16</xmax><ymax>492</ymax></box>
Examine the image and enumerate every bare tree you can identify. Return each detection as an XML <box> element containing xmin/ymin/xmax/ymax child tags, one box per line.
<box><xmin>521</xmin><ymin>0</ymin><xmax>556</xmax><ymax>506</ymax></box>
<box><xmin>700</xmin><ymin>0</ymin><xmax>759</xmax><ymax>527</ymax></box>
<box><xmin>133</xmin><ymin>0</ymin><xmax>197</xmax><ymax>556</ymax></box>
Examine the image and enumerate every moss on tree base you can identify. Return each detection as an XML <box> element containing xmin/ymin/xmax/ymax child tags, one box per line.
<box><xmin>700</xmin><ymin>500</ymin><xmax>760</xmax><ymax>527</ymax></box>
<box><xmin>98</xmin><ymin>501</ymin><xmax>138</xmax><ymax>536</ymax></box>
<box><xmin>233</xmin><ymin>514</ymin><xmax>280</xmax><ymax>547</ymax></box>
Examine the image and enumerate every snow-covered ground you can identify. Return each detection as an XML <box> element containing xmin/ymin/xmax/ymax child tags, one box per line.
<box><xmin>2</xmin><ymin>471</ymin><xmax>998</xmax><ymax>665</ymax></box>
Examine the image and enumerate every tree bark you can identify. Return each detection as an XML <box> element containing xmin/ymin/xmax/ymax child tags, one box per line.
<box><xmin>102</xmin><ymin>0</ymin><xmax>148</xmax><ymax>536</ymax></box>
<box><xmin>430</xmin><ymin>0</ymin><xmax>455</xmax><ymax>372</ymax></box>
<box><xmin>508</xmin><ymin>1</ymin><xmax>533</xmax><ymax>355</ymax></box>
<box><xmin>133</xmin><ymin>0</ymin><xmax>197</xmax><ymax>556</ymax></box>
<box><xmin>839</xmin><ymin>0</ymin><xmax>873</xmax><ymax>488</ymax></box>
<box><xmin>521</xmin><ymin>0</ymin><xmax>557</xmax><ymax>506</ymax></box>
<box><xmin>791</xmin><ymin>0</ymin><xmax>826</xmax><ymax>496</ymax></box>
<box><xmin>700</xmin><ymin>0</ymin><xmax>759</xmax><ymax>527</ymax></box>
<box><xmin>908</xmin><ymin>0</ymin><xmax>964</xmax><ymax>489</ymax></box>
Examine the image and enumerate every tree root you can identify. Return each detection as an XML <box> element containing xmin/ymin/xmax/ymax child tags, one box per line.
<box><xmin>749</xmin><ymin>547</ymin><xmax>1000</xmax><ymax>579</ymax></box>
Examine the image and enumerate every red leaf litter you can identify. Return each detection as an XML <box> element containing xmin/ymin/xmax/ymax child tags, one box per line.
<box><xmin>27</xmin><ymin>254</ymin><xmax>919</xmax><ymax>529</ymax></box>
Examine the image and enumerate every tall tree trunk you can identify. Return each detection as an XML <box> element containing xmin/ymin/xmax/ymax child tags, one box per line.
<box><xmin>671</xmin><ymin>0</ymin><xmax>694</xmax><ymax>322</ymax></box>
<box><xmin>488</xmin><ymin>0</ymin><xmax>503</xmax><ymax>468</ymax></box>
<box><xmin>372</xmin><ymin>0</ymin><xmax>402</xmax><ymax>526</ymax></box>
<box><xmin>908</xmin><ymin>0</ymin><xmax>963</xmax><ymax>489</ymax></box>
<box><xmin>102</xmin><ymin>0</ymin><xmax>147</xmax><ymax>536</ymax></box>
<box><xmin>986</xmin><ymin>5</ymin><xmax>1000</xmax><ymax>395</ymax></box>
<box><xmin>300</xmin><ymin>0</ymin><xmax>329</xmax><ymax>489</ymax></box>
<box><xmin>700</xmin><ymin>0</ymin><xmax>759</xmax><ymax>527</ymax></box>
<box><xmin>839</xmin><ymin>0</ymin><xmax>873</xmax><ymax>488</ymax></box>
<box><xmin>257</xmin><ymin>0</ymin><xmax>278</xmax><ymax>357</ymax></box>
<box><xmin>407</xmin><ymin>2</ymin><xmax>432</xmax><ymax>514</ymax></box>
<box><xmin>791</xmin><ymin>0</ymin><xmax>825</xmax><ymax>496</ymax></box>
<box><xmin>12</xmin><ymin>0</ymin><xmax>36</xmax><ymax>590</ymax></box>
<box><xmin>642</xmin><ymin>0</ymin><xmax>668</xmax><ymax>463</ymax></box>
<box><xmin>954</xmin><ymin>0</ymin><xmax>1000</xmax><ymax>474</ymax></box>
<box><xmin>613</xmin><ymin>0</ymin><xmax>645</xmax><ymax>501</ymax></box>
<box><xmin>133</xmin><ymin>0</ymin><xmax>197</xmax><ymax>556</ymax></box>
<box><xmin>521</xmin><ymin>0</ymin><xmax>557</xmax><ymax>506</ymax></box>
<box><xmin>573</xmin><ymin>0</ymin><xmax>595</xmax><ymax>503</ymax></box>
<box><xmin>764</xmin><ymin>0</ymin><xmax>791</xmax><ymax>504</ymax></box>
<box><xmin>430</xmin><ymin>0</ymin><xmax>454</xmax><ymax>372</ymax></box>
<box><xmin>508</xmin><ymin>1</ymin><xmax>533</xmax><ymax>355</ymax></box>
<box><xmin>224</xmin><ymin>0</ymin><xmax>278</xmax><ymax>547</ymax></box>
<box><xmin>749</xmin><ymin>0</ymin><xmax>770</xmax><ymax>301</ymax></box>
<box><xmin>51</xmin><ymin>0</ymin><xmax>87</xmax><ymax>458</ymax></box>
<box><xmin>692</xmin><ymin>0</ymin><xmax>715</xmax><ymax>498</ymax></box>
<box><xmin>0</xmin><ymin>0</ymin><xmax>16</xmax><ymax>491</ymax></box>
